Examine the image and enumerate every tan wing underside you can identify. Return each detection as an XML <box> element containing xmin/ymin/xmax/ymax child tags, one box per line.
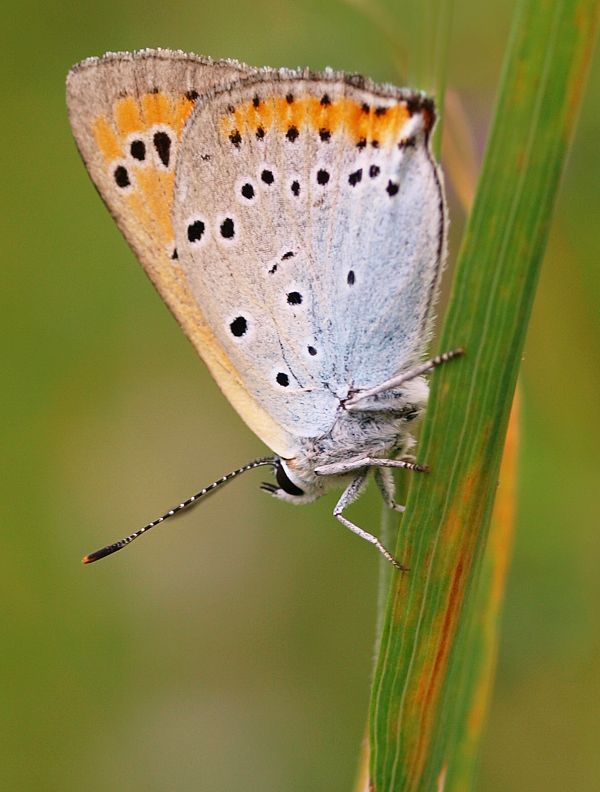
<box><xmin>66</xmin><ymin>50</ymin><xmax>297</xmax><ymax>458</ymax></box>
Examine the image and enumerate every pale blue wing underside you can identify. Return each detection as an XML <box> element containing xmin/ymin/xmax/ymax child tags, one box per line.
<box><xmin>173</xmin><ymin>72</ymin><xmax>445</xmax><ymax>439</ymax></box>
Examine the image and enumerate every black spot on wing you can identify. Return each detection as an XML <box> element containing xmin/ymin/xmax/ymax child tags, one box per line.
<box><xmin>241</xmin><ymin>183</ymin><xmax>255</xmax><ymax>200</ymax></box>
<box><xmin>229</xmin><ymin>130</ymin><xmax>242</xmax><ymax>147</ymax></box>
<box><xmin>230</xmin><ymin>316</ymin><xmax>247</xmax><ymax>337</ymax></box>
<box><xmin>220</xmin><ymin>218</ymin><xmax>235</xmax><ymax>239</ymax></box>
<box><xmin>153</xmin><ymin>131</ymin><xmax>171</xmax><ymax>167</ymax></box>
<box><xmin>187</xmin><ymin>220</ymin><xmax>205</xmax><ymax>243</ymax></box>
<box><xmin>130</xmin><ymin>139</ymin><xmax>145</xmax><ymax>160</ymax></box>
<box><xmin>348</xmin><ymin>169</ymin><xmax>362</xmax><ymax>187</ymax></box>
<box><xmin>316</xmin><ymin>169</ymin><xmax>330</xmax><ymax>185</ymax></box>
<box><xmin>114</xmin><ymin>165</ymin><xmax>130</xmax><ymax>188</ymax></box>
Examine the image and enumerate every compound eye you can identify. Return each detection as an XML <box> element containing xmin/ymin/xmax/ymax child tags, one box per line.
<box><xmin>275</xmin><ymin>461</ymin><xmax>305</xmax><ymax>496</ymax></box>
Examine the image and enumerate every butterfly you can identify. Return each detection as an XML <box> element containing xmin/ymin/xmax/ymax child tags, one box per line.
<box><xmin>66</xmin><ymin>49</ymin><xmax>461</xmax><ymax>568</ymax></box>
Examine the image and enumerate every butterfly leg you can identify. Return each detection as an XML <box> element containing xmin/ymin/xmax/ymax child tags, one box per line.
<box><xmin>345</xmin><ymin>347</ymin><xmax>464</xmax><ymax>408</ymax></box>
<box><xmin>315</xmin><ymin>457</ymin><xmax>428</xmax><ymax>476</ymax></box>
<box><xmin>333</xmin><ymin>473</ymin><xmax>407</xmax><ymax>570</ymax></box>
<box><xmin>375</xmin><ymin>468</ymin><xmax>405</xmax><ymax>513</ymax></box>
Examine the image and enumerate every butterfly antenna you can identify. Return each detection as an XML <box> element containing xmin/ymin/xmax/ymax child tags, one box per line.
<box><xmin>82</xmin><ymin>457</ymin><xmax>277</xmax><ymax>564</ymax></box>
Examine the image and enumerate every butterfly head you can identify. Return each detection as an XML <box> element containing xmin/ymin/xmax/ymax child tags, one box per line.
<box><xmin>260</xmin><ymin>458</ymin><xmax>323</xmax><ymax>505</ymax></box>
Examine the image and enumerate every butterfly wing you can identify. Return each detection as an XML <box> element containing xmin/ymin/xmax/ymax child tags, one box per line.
<box><xmin>172</xmin><ymin>72</ymin><xmax>445</xmax><ymax>440</ymax></box>
<box><xmin>66</xmin><ymin>49</ymin><xmax>298</xmax><ymax>457</ymax></box>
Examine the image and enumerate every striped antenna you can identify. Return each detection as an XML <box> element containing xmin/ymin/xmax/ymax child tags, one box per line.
<box><xmin>82</xmin><ymin>457</ymin><xmax>277</xmax><ymax>564</ymax></box>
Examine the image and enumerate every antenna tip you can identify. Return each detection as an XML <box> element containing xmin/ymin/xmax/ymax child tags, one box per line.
<box><xmin>82</xmin><ymin>548</ymin><xmax>107</xmax><ymax>564</ymax></box>
<box><xmin>81</xmin><ymin>543</ymin><xmax>120</xmax><ymax>564</ymax></box>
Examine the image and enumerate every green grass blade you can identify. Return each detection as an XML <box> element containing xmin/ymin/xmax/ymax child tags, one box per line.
<box><xmin>368</xmin><ymin>1</ymin><xmax>599</xmax><ymax>789</ymax></box>
<box><xmin>444</xmin><ymin>395</ymin><xmax>520</xmax><ymax>790</ymax></box>
<box><xmin>375</xmin><ymin>0</ymin><xmax>455</xmax><ymax>644</ymax></box>
<box><xmin>405</xmin><ymin>0</ymin><xmax>454</xmax><ymax>158</ymax></box>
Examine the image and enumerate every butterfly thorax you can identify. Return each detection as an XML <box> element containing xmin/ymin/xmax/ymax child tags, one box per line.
<box><xmin>277</xmin><ymin>375</ymin><xmax>428</xmax><ymax>501</ymax></box>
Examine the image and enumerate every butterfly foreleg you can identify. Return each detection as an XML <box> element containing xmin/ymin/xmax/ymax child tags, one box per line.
<box><xmin>333</xmin><ymin>473</ymin><xmax>407</xmax><ymax>570</ymax></box>
<box><xmin>315</xmin><ymin>457</ymin><xmax>428</xmax><ymax>476</ymax></box>
<box><xmin>344</xmin><ymin>347</ymin><xmax>464</xmax><ymax>409</ymax></box>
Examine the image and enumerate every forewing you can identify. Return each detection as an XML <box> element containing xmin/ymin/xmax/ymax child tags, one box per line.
<box><xmin>66</xmin><ymin>50</ymin><xmax>298</xmax><ymax>457</ymax></box>
<box><xmin>173</xmin><ymin>72</ymin><xmax>445</xmax><ymax>440</ymax></box>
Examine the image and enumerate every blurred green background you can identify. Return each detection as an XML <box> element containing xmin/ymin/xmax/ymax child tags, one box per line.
<box><xmin>2</xmin><ymin>0</ymin><xmax>599</xmax><ymax>789</ymax></box>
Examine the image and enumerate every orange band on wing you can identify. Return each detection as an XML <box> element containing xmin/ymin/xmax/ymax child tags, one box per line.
<box><xmin>134</xmin><ymin>169</ymin><xmax>176</xmax><ymax>241</ymax></box>
<box><xmin>114</xmin><ymin>96</ymin><xmax>144</xmax><ymax>135</ymax></box>
<box><xmin>91</xmin><ymin>92</ymin><xmax>198</xmax><ymax>249</ymax></box>
<box><xmin>93</xmin><ymin>116</ymin><xmax>123</xmax><ymax>161</ymax></box>
<box><xmin>219</xmin><ymin>95</ymin><xmax>412</xmax><ymax>147</ymax></box>
<box><xmin>173</xmin><ymin>95</ymin><xmax>196</xmax><ymax>134</ymax></box>
<box><xmin>141</xmin><ymin>92</ymin><xmax>174</xmax><ymax>126</ymax></box>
